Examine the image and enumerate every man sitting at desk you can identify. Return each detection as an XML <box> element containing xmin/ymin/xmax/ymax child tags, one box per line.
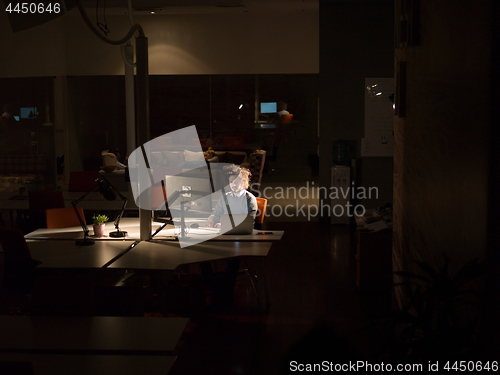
<box><xmin>204</xmin><ymin>164</ymin><xmax>258</xmax><ymax>309</ymax></box>
<box><xmin>207</xmin><ymin>164</ymin><xmax>258</xmax><ymax>228</ymax></box>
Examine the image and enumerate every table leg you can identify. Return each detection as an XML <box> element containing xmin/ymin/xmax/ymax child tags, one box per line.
<box><xmin>9</xmin><ymin>209</ymin><xmax>14</xmax><ymax>229</ymax></box>
<box><xmin>259</xmin><ymin>258</ymin><xmax>271</xmax><ymax>312</ymax></box>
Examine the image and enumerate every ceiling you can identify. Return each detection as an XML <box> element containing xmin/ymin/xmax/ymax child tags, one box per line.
<box><xmin>78</xmin><ymin>0</ymin><xmax>318</xmax><ymax>15</ymax></box>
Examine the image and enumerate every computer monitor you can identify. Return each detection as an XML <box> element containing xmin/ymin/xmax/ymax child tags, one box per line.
<box><xmin>260</xmin><ymin>102</ymin><xmax>277</xmax><ymax>114</ymax></box>
<box><xmin>20</xmin><ymin>107</ymin><xmax>37</xmax><ymax>119</ymax></box>
<box><xmin>163</xmin><ymin>170</ymin><xmax>214</xmax><ymax>215</ymax></box>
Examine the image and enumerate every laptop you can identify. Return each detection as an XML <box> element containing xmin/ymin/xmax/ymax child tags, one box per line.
<box><xmin>220</xmin><ymin>214</ymin><xmax>254</xmax><ymax>235</ymax></box>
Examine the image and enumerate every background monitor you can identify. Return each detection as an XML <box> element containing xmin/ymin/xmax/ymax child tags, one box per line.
<box><xmin>20</xmin><ymin>107</ymin><xmax>37</xmax><ymax>119</ymax></box>
<box><xmin>260</xmin><ymin>102</ymin><xmax>277</xmax><ymax>114</ymax></box>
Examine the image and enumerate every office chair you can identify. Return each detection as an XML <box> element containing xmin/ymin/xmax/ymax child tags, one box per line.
<box><xmin>279</xmin><ymin>114</ymin><xmax>293</xmax><ymax>124</ymax></box>
<box><xmin>27</xmin><ymin>190</ymin><xmax>65</xmax><ymax>231</ymax></box>
<box><xmin>248</xmin><ymin>150</ymin><xmax>266</xmax><ymax>197</ymax></box>
<box><xmin>255</xmin><ymin>197</ymin><xmax>267</xmax><ymax>231</ymax></box>
<box><xmin>0</xmin><ymin>226</ymin><xmax>97</xmax><ymax>316</ymax></box>
<box><xmin>279</xmin><ymin>114</ymin><xmax>297</xmax><ymax>142</ymax></box>
<box><xmin>0</xmin><ymin>226</ymin><xmax>42</xmax><ymax>295</ymax></box>
<box><xmin>46</xmin><ymin>207</ymin><xmax>86</xmax><ymax>229</ymax></box>
<box><xmin>101</xmin><ymin>151</ymin><xmax>117</xmax><ymax>172</ymax></box>
<box><xmin>266</xmin><ymin>135</ymin><xmax>282</xmax><ymax>175</ymax></box>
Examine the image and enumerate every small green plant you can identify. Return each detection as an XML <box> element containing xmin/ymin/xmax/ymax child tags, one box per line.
<box><xmin>92</xmin><ymin>214</ymin><xmax>109</xmax><ymax>225</ymax></box>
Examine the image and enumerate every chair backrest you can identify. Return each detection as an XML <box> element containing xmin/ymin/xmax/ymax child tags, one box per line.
<box><xmin>101</xmin><ymin>152</ymin><xmax>117</xmax><ymax>167</ymax></box>
<box><xmin>0</xmin><ymin>226</ymin><xmax>41</xmax><ymax>293</ymax></box>
<box><xmin>150</xmin><ymin>185</ymin><xmax>168</xmax><ymax>210</ymax></box>
<box><xmin>46</xmin><ymin>207</ymin><xmax>86</xmax><ymax>229</ymax></box>
<box><xmin>280</xmin><ymin>114</ymin><xmax>293</xmax><ymax>124</ymax></box>
<box><xmin>68</xmin><ymin>171</ymin><xmax>100</xmax><ymax>192</ymax></box>
<box><xmin>248</xmin><ymin>150</ymin><xmax>266</xmax><ymax>192</ymax></box>
<box><xmin>28</xmin><ymin>190</ymin><xmax>65</xmax><ymax>214</ymax></box>
<box><xmin>255</xmin><ymin>198</ymin><xmax>267</xmax><ymax>225</ymax></box>
<box><xmin>0</xmin><ymin>226</ymin><xmax>33</xmax><ymax>264</ymax></box>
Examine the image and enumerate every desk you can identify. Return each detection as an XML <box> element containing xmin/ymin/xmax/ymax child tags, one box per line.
<box><xmin>108</xmin><ymin>240</ymin><xmax>273</xmax><ymax>310</ymax></box>
<box><xmin>25</xmin><ymin>217</ymin><xmax>284</xmax><ymax>242</ymax></box>
<box><xmin>26</xmin><ymin>240</ymin><xmax>135</xmax><ymax>269</ymax></box>
<box><xmin>24</xmin><ymin>218</ymin><xmax>281</xmax><ymax>311</ymax></box>
<box><xmin>0</xmin><ymin>315</ymin><xmax>188</xmax><ymax>355</ymax></box>
<box><xmin>254</xmin><ymin>123</ymin><xmax>277</xmax><ymax>129</ymax></box>
<box><xmin>25</xmin><ymin>218</ymin><xmax>152</xmax><ymax>241</ymax></box>
<box><xmin>0</xmin><ymin>353</ymin><xmax>177</xmax><ymax>375</ymax></box>
<box><xmin>107</xmin><ymin>240</ymin><xmax>273</xmax><ymax>271</ymax></box>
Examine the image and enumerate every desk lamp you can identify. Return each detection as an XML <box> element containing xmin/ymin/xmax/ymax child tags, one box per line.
<box><xmin>72</xmin><ymin>176</ymin><xmax>128</xmax><ymax>245</ymax></box>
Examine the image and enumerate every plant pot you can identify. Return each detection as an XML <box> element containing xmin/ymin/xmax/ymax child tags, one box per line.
<box><xmin>93</xmin><ymin>223</ymin><xmax>105</xmax><ymax>237</ymax></box>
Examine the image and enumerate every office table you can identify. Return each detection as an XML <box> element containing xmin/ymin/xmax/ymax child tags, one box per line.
<box><xmin>0</xmin><ymin>353</ymin><xmax>177</xmax><ymax>375</ymax></box>
<box><xmin>107</xmin><ymin>240</ymin><xmax>273</xmax><ymax>271</ymax></box>
<box><xmin>108</xmin><ymin>240</ymin><xmax>274</xmax><ymax>310</ymax></box>
<box><xmin>25</xmin><ymin>218</ymin><xmax>150</xmax><ymax>241</ymax></box>
<box><xmin>26</xmin><ymin>239</ymin><xmax>135</xmax><ymax>269</ymax></box>
<box><xmin>25</xmin><ymin>217</ymin><xmax>282</xmax><ymax>311</ymax></box>
<box><xmin>25</xmin><ymin>217</ymin><xmax>284</xmax><ymax>242</ymax></box>
<box><xmin>0</xmin><ymin>315</ymin><xmax>188</xmax><ymax>355</ymax></box>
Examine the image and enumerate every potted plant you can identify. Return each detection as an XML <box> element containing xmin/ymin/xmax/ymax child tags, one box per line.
<box><xmin>92</xmin><ymin>214</ymin><xmax>109</xmax><ymax>237</ymax></box>
<box><xmin>369</xmin><ymin>256</ymin><xmax>486</xmax><ymax>363</ymax></box>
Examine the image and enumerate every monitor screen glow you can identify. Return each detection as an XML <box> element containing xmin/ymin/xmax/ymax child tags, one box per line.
<box><xmin>20</xmin><ymin>107</ymin><xmax>37</xmax><ymax>119</ymax></box>
<box><xmin>260</xmin><ymin>102</ymin><xmax>277</xmax><ymax>114</ymax></box>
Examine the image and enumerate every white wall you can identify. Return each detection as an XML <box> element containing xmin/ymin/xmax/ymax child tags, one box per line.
<box><xmin>0</xmin><ymin>13</ymin><xmax>68</xmax><ymax>77</ymax></box>
<box><xmin>1</xmin><ymin>9</ymin><xmax>318</xmax><ymax>77</ymax></box>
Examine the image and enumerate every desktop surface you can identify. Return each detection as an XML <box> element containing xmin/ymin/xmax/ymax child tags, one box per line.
<box><xmin>26</xmin><ymin>240</ymin><xmax>134</xmax><ymax>268</ymax></box>
<box><xmin>25</xmin><ymin>217</ymin><xmax>283</xmax><ymax>242</ymax></box>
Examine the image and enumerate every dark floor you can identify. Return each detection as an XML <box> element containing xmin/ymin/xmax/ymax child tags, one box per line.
<box><xmin>166</xmin><ymin>220</ymin><xmax>391</xmax><ymax>375</ymax></box>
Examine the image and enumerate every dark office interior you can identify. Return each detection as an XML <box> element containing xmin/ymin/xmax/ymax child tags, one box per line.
<box><xmin>1</xmin><ymin>0</ymin><xmax>500</xmax><ymax>374</ymax></box>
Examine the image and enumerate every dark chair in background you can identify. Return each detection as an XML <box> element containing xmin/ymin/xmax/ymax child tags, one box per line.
<box><xmin>279</xmin><ymin>114</ymin><xmax>293</xmax><ymax>124</ymax></box>
<box><xmin>0</xmin><ymin>226</ymin><xmax>42</xmax><ymax>313</ymax></box>
<box><xmin>0</xmin><ymin>226</ymin><xmax>41</xmax><ymax>294</ymax></box>
<box><xmin>246</xmin><ymin>150</ymin><xmax>266</xmax><ymax>196</ymax></box>
<box><xmin>279</xmin><ymin>113</ymin><xmax>297</xmax><ymax>144</ymax></box>
<box><xmin>27</xmin><ymin>190</ymin><xmax>65</xmax><ymax>231</ymax></box>
<box><xmin>265</xmin><ymin>135</ymin><xmax>282</xmax><ymax>175</ymax></box>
